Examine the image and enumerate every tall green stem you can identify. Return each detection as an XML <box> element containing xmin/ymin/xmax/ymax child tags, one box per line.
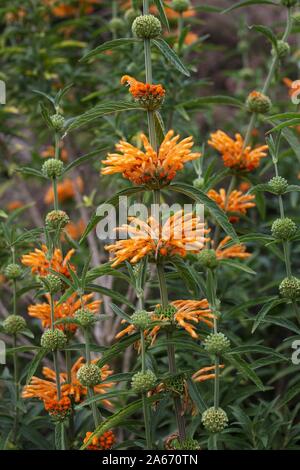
<box><xmin>140</xmin><ymin>331</ymin><xmax>152</xmax><ymax>448</ymax></box>
<box><xmin>84</xmin><ymin>328</ymin><xmax>101</xmax><ymax>427</ymax></box>
<box><xmin>50</xmin><ymin>294</ymin><xmax>61</xmax><ymax>400</ymax></box>
<box><xmin>12</xmin><ymin>334</ymin><xmax>19</xmax><ymax>442</ymax></box>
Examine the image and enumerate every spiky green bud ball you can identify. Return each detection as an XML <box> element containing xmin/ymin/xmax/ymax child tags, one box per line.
<box><xmin>132</xmin><ymin>15</ymin><xmax>162</xmax><ymax>39</ymax></box>
<box><xmin>197</xmin><ymin>249</ymin><xmax>218</xmax><ymax>270</ymax></box>
<box><xmin>124</xmin><ymin>8</ymin><xmax>140</xmax><ymax>24</ymax></box>
<box><xmin>271</xmin><ymin>218</ymin><xmax>297</xmax><ymax>240</ymax></box>
<box><xmin>171</xmin><ymin>0</ymin><xmax>191</xmax><ymax>13</ymax></box>
<box><xmin>131</xmin><ymin>310</ymin><xmax>151</xmax><ymax>330</ymax></box>
<box><xmin>154</xmin><ymin>304</ymin><xmax>177</xmax><ymax>320</ymax></box>
<box><xmin>204</xmin><ymin>332</ymin><xmax>231</xmax><ymax>355</ymax></box>
<box><xmin>77</xmin><ymin>364</ymin><xmax>102</xmax><ymax>387</ymax></box>
<box><xmin>42</xmin><ymin>158</ymin><xmax>64</xmax><ymax>179</ymax></box>
<box><xmin>268</xmin><ymin>176</ymin><xmax>288</xmax><ymax>195</ymax></box>
<box><xmin>4</xmin><ymin>263</ymin><xmax>22</xmax><ymax>280</ymax></box>
<box><xmin>40</xmin><ymin>274</ymin><xmax>62</xmax><ymax>294</ymax></box>
<box><xmin>173</xmin><ymin>438</ymin><xmax>201</xmax><ymax>450</ymax></box>
<box><xmin>281</xmin><ymin>0</ymin><xmax>297</xmax><ymax>7</ymax></box>
<box><xmin>246</xmin><ymin>91</ymin><xmax>272</xmax><ymax>114</ymax></box>
<box><xmin>41</xmin><ymin>329</ymin><xmax>67</xmax><ymax>350</ymax></box>
<box><xmin>74</xmin><ymin>308</ymin><xmax>97</xmax><ymax>328</ymax></box>
<box><xmin>3</xmin><ymin>315</ymin><xmax>26</xmax><ymax>335</ymax></box>
<box><xmin>109</xmin><ymin>17</ymin><xmax>125</xmax><ymax>33</ymax></box>
<box><xmin>279</xmin><ymin>276</ymin><xmax>300</xmax><ymax>299</ymax></box>
<box><xmin>50</xmin><ymin>114</ymin><xmax>65</xmax><ymax>131</ymax></box>
<box><xmin>272</xmin><ymin>40</ymin><xmax>290</xmax><ymax>59</ymax></box>
<box><xmin>131</xmin><ymin>370</ymin><xmax>156</xmax><ymax>393</ymax></box>
<box><xmin>202</xmin><ymin>407</ymin><xmax>229</xmax><ymax>433</ymax></box>
<box><xmin>45</xmin><ymin>210</ymin><xmax>70</xmax><ymax>230</ymax></box>
<box><xmin>193</xmin><ymin>177</ymin><xmax>204</xmax><ymax>189</ymax></box>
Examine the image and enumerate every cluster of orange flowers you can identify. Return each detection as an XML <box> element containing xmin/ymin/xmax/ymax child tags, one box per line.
<box><xmin>43</xmin><ymin>0</ymin><xmax>100</xmax><ymax>18</ymax></box>
<box><xmin>102</xmin><ymin>130</ymin><xmax>201</xmax><ymax>187</ymax></box>
<box><xmin>121</xmin><ymin>75</ymin><xmax>165</xmax><ymax>103</ymax></box>
<box><xmin>28</xmin><ymin>293</ymin><xmax>101</xmax><ymax>334</ymax></box>
<box><xmin>83</xmin><ymin>430</ymin><xmax>116</xmax><ymax>450</ymax></box>
<box><xmin>21</xmin><ymin>244</ymin><xmax>75</xmax><ymax>278</ymax></box>
<box><xmin>105</xmin><ymin>212</ymin><xmax>208</xmax><ymax>267</ymax></box>
<box><xmin>22</xmin><ymin>357</ymin><xmax>114</xmax><ymax>409</ymax></box>
<box><xmin>208</xmin><ymin>188</ymin><xmax>256</xmax><ymax>222</ymax></box>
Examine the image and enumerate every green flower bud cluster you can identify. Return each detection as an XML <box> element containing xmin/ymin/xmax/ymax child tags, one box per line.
<box><xmin>4</xmin><ymin>263</ymin><xmax>22</xmax><ymax>280</ymax></box>
<box><xmin>45</xmin><ymin>210</ymin><xmax>70</xmax><ymax>230</ymax></box>
<box><xmin>164</xmin><ymin>373</ymin><xmax>186</xmax><ymax>395</ymax></box>
<box><xmin>271</xmin><ymin>218</ymin><xmax>297</xmax><ymax>240</ymax></box>
<box><xmin>41</xmin><ymin>329</ymin><xmax>67</xmax><ymax>350</ymax></box>
<box><xmin>3</xmin><ymin>315</ymin><xmax>26</xmax><ymax>335</ymax></box>
<box><xmin>132</xmin><ymin>15</ymin><xmax>162</xmax><ymax>39</ymax></box>
<box><xmin>109</xmin><ymin>18</ymin><xmax>125</xmax><ymax>34</ymax></box>
<box><xmin>171</xmin><ymin>0</ymin><xmax>191</xmax><ymax>13</ymax></box>
<box><xmin>203</xmin><ymin>332</ymin><xmax>231</xmax><ymax>356</ymax></box>
<box><xmin>131</xmin><ymin>370</ymin><xmax>156</xmax><ymax>393</ymax></box>
<box><xmin>77</xmin><ymin>364</ymin><xmax>102</xmax><ymax>387</ymax></box>
<box><xmin>40</xmin><ymin>274</ymin><xmax>62</xmax><ymax>294</ymax></box>
<box><xmin>193</xmin><ymin>177</ymin><xmax>204</xmax><ymax>190</ymax></box>
<box><xmin>154</xmin><ymin>304</ymin><xmax>177</xmax><ymax>320</ymax></box>
<box><xmin>173</xmin><ymin>438</ymin><xmax>201</xmax><ymax>450</ymax></box>
<box><xmin>131</xmin><ymin>310</ymin><xmax>151</xmax><ymax>330</ymax></box>
<box><xmin>42</xmin><ymin>158</ymin><xmax>64</xmax><ymax>179</ymax></box>
<box><xmin>246</xmin><ymin>91</ymin><xmax>272</xmax><ymax>114</ymax></box>
<box><xmin>197</xmin><ymin>249</ymin><xmax>218</xmax><ymax>269</ymax></box>
<box><xmin>272</xmin><ymin>40</ymin><xmax>290</xmax><ymax>59</ymax></box>
<box><xmin>268</xmin><ymin>176</ymin><xmax>288</xmax><ymax>195</ymax></box>
<box><xmin>279</xmin><ymin>277</ymin><xmax>300</xmax><ymax>299</ymax></box>
<box><xmin>202</xmin><ymin>407</ymin><xmax>229</xmax><ymax>433</ymax></box>
<box><xmin>74</xmin><ymin>308</ymin><xmax>97</xmax><ymax>328</ymax></box>
<box><xmin>50</xmin><ymin>114</ymin><xmax>65</xmax><ymax>131</ymax></box>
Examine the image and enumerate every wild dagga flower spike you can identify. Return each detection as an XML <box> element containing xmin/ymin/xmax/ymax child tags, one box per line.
<box><xmin>105</xmin><ymin>212</ymin><xmax>209</xmax><ymax>266</ymax></box>
<box><xmin>102</xmin><ymin>130</ymin><xmax>201</xmax><ymax>187</ymax></box>
<box><xmin>83</xmin><ymin>431</ymin><xmax>116</xmax><ymax>450</ymax></box>
<box><xmin>207</xmin><ymin>188</ymin><xmax>255</xmax><ymax>221</ymax></box>
<box><xmin>21</xmin><ymin>245</ymin><xmax>75</xmax><ymax>277</ymax></box>
<box><xmin>121</xmin><ymin>75</ymin><xmax>165</xmax><ymax>110</ymax></box>
<box><xmin>208</xmin><ymin>130</ymin><xmax>268</xmax><ymax>171</ymax></box>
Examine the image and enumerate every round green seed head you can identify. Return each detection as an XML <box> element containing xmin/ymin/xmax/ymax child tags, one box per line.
<box><xmin>41</xmin><ymin>329</ymin><xmax>67</xmax><ymax>351</ymax></box>
<box><xmin>202</xmin><ymin>407</ymin><xmax>229</xmax><ymax>433</ymax></box>
<box><xmin>154</xmin><ymin>304</ymin><xmax>177</xmax><ymax>320</ymax></box>
<box><xmin>4</xmin><ymin>263</ymin><xmax>22</xmax><ymax>280</ymax></box>
<box><xmin>164</xmin><ymin>374</ymin><xmax>186</xmax><ymax>395</ymax></box>
<box><xmin>109</xmin><ymin>17</ymin><xmax>125</xmax><ymax>33</ymax></box>
<box><xmin>50</xmin><ymin>114</ymin><xmax>65</xmax><ymax>131</ymax></box>
<box><xmin>124</xmin><ymin>8</ymin><xmax>140</xmax><ymax>24</ymax></box>
<box><xmin>204</xmin><ymin>332</ymin><xmax>231</xmax><ymax>356</ymax></box>
<box><xmin>40</xmin><ymin>274</ymin><xmax>63</xmax><ymax>294</ymax></box>
<box><xmin>246</xmin><ymin>91</ymin><xmax>272</xmax><ymax>114</ymax></box>
<box><xmin>42</xmin><ymin>158</ymin><xmax>64</xmax><ymax>179</ymax></box>
<box><xmin>271</xmin><ymin>218</ymin><xmax>297</xmax><ymax>240</ymax></box>
<box><xmin>268</xmin><ymin>176</ymin><xmax>288</xmax><ymax>195</ymax></box>
<box><xmin>74</xmin><ymin>308</ymin><xmax>97</xmax><ymax>328</ymax></box>
<box><xmin>197</xmin><ymin>249</ymin><xmax>218</xmax><ymax>270</ymax></box>
<box><xmin>3</xmin><ymin>315</ymin><xmax>26</xmax><ymax>335</ymax></box>
<box><xmin>281</xmin><ymin>0</ymin><xmax>298</xmax><ymax>7</ymax></box>
<box><xmin>45</xmin><ymin>210</ymin><xmax>70</xmax><ymax>230</ymax></box>
<box><xmin>171</xmin><ymin>0</ymin><xmax>191</xmax><ymax>13</ymax></box>
<box><xmin>77</xmin><ymin>364</ymin><xmax>102</xmax><ymax>387</ymax></box>
<box><xmin>279</xmin><ymin>276</ymin><xmax>300</xmax><ymax>299</ymax></box>
<box><xmin>193</xmin><ymin>177</ymin><xmax>205</xmax><ymax>190</ymax></box>
<box><xmin>173</xmin><ymin>438</ymin><xmax>201</xmax><ymax>450</ymax></box>
<box><xmin>131</xmin><ymin>370</ymin><xmax>156</xmax><ymax>393</ymax></box>
<box><xmin>132</xmin><ymin>15</ymin><xmax>162</xmax><ymax>39</ymax></box>
<box><xmin>131</xmin><ymin>310</ymin><xmax>151</xmax><ymax>330</ymax></box>
<box><xmin>272</xmin><ymin>40</ymin><xmax>290</xmax><ymax>59</ymax></box>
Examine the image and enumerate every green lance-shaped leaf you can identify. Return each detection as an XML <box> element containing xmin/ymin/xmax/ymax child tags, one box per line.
<box><xmin>79</xmin><ymin>186</ymin><xmax>145</xmax><ymax>243</ymax></box>
<box><xmin>153</xmin><ymin>0</ymin><xmax>170</xmax><ymax>31</ymax></box>
<box><xmin>62</xmin><ymin>146</ymin><xmax>109</xmax><ymax>175</ymax></box>
<box><xmin>80</xmin><ymin>38</ymin><xmax>142</xmax><ymax>62</ymax></box>
<box><xmin>169</xmin><ymin>182</ymin><xmax>239</xmax><ymax>242</ymax></box>
<box><xmin>224</xmin><ymin>354</ymin><xmax>266</xmax><ymax>391</ymax></box>
<box><xmin>96</xmin><ymin>333</ymin><xmax>140</xmax><ymax>369</ymax></box>
<box><xmin>250</xmin><ymin>25</ymin><xmax>278</xmax><ymax>49</ymax></box>
<box><xmin>152</xmin><ymin>38</ymin><xmax>190</xmax><ymax>76</ymax></box>
<box><xmin>252</xmin><ymin>297</ymin><xmax>286</xmax><ymax>333</ymax></box>
<box><xmin>66</xmin><ymin>101</ymin><xmax>143</xmax><ymax>132</ymax></box>
<box><xmin>80</xmin><ymin>394</ymin><xmax>163</xmax><ymax>449</ymax></box>
<box><xmin>181</xmin><ymin>95</ymin><xmax>244</xmax><ymax>110</ymax></box>
<box><xmin>222</xmin><ymin>0</ymin><xmax>277</xmax><ymax>14</ymax></box>
<box><xmin>25</xmin><ymin>348</ymin><xmax>47</xmax><ymax>385</ymax></box>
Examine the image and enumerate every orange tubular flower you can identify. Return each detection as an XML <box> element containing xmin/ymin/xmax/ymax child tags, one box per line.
<box><xmin>192</xmin><ymin>365</ymin><xmax>225</xmax><ymax>383</ymax></box>
<box><xmin>22</xmin><ymin>357</ymin><xmax>114</xmax><ymax>408</ymax></box>
<box><xmin>215</xmin><ymin>236</ymin><xmax>251</xmax><ymax>260</ymax></box>
<box><xmin>41</xmin><ymin>145</ymin><xmax>68</xmax><ymax>162</ymax></box>
<box><xmin>64</xmin><ymin>219</ymin><xmax>85</xmax><ymax>240</ymax></box>
<box><xmin>150</xmin><ymin>1</ymin><xmax>196</xmax><ymax>20</ymax></box>
<box><xmin>208</xmin><ymin>130</ymin><xmax>268</xmax><ymax>171</ymax></box>
<box><xmin>207</xmin><ymin>188</ymin><xmax>255</xmax><ymax>221</ymax></box>
<box><xmin>105</xmin><ymin>212</ymin><xmax>209</xmax><ymax>267</ymax></box>
<box><xmin>102</xmin><ymin>130</ymin><xmax>201</xmax><ymax>187</ymax></box>
<box><xmin>28</xmin><ymin>293</ymin><xmax>101</xmax><ymax>333</ymax></box>
<box><xmin>44</xmin><ymin>176</ymin><xmax>84</xmax><ymax>205</ymax></box>
<box><xmin>84</xmin><ymin>430</ymin><xmax>116</xmax><ymax>450</ymax></box>
<box><xmin>21</xmin><ymin>244</ymin><xmax>75</xmax><ymax>277</ymax></box>
<box><xmin>121</xmin><ymin>75</ymin><xmax>165</xmax><ymax>110</ymax></box>
<box><xmin>44</xmin><ymin>396</ymin><xmax>71</xmax><ymax>420</ymax></box>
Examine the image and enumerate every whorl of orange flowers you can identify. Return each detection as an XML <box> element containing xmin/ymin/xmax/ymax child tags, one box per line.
<box><xmin>116</xmin><ymin>299</ymin><xmax>214</xmax><ymax>342</ymax></box>
<box><xmin>28</xmin><ymin>293</ymin><xmax>101</xmax><ymax>333</ymax></box>
<box><xmin>215</xmin><ymin>236</ymin><xmax>251</xmax><ymax>260</ymax></box>
<box><xmin>192</xmin><ymin>364</ymin><xmax>225</xmax><ymax>383</ymax></box>
<box><xmin>101</xmin><ymin>130</ymin><xmax>201</xmax><ymax>187</ymax></box>
<box><xmin>21</xmin><ymin>244</ymin><xmax>75</xmax><ymax>277</ymax></box>
<box><xmin>105</xmin><ymin>212</ymin><xmax>209</xmax><ymax>267</ymax></box>
<box><xmin>83</xmin><ymin>430</ymin><xmax>116</xmax><ymax>450</ymax></box>
<box><xmin>121</xmin><ymin>75</ymin><xmax>165</xmax><ymax>110</ymax></box>
<box><xmin>208</xmin><ymin>188</ymin><xmax>255</xmax><ymax>222</ymax></box>
<box><xmin>208</xmin><ymin>130</ymin><xmax>268</xmax><ymax>172</ymax></box>
<box><xmin>22</xmin><ymin>357</ymin><xmax>114</xmax><ymax>409</ymax></box>
<box><xmin>44</xmin><ymin>176</ymin><xmax>84</xmax><ymax>205</ymax></box>
<box><xmin>44</xmin><ymin>396</ymin><xmax>71</xmax><ymax>420</ymax></box>
<box><xmin>43</xmin><ymin>0</ymin><xmax>100</xmax><ymax>17</ymax></box>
